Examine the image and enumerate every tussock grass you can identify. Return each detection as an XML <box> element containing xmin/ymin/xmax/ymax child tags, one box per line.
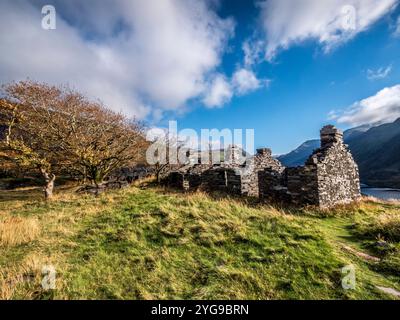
<box><xmin>0</xmin><ymin>185</ymin><xmax>399</xmax><ymax>299</ymax></box>
<box><xmin>0</xmin><ymin>217</ymin><xmax>40</xmax><ymax>246</ymax></box>
<box><xmin>354</xmin><ymin>214</ymin><xmax>400</xmax><ymax>243</ymax></box>
<box><xmin>362</xmin><ymin>195</ymin><xmax>400</xmax><ymax>205</ymax></box>
<box><xmin>0</xmin><ymin>253</ymin><xmax>51</xmax><ymax>300</ymax></box>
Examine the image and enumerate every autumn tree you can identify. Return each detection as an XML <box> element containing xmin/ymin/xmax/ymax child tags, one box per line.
<box><xmin>55</xmin><ymin>99</ymin><xmax>148</xmax><ymax>186</ymax></box>
<box><xmin>0</xmin><ymin>98</ymin><xmax>60</xmax><ymax>199</ymax></box>
<box><xmin>0</xmin><ymin>81</ymin><xmax>147</xmax><ymax>197</ymax></box>
<box><xmin>146</xmin><ymin>130</ymin><xmax>189</xmax><ymax>183</ymax></box>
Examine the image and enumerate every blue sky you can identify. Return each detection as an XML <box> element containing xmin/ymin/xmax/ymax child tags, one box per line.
<box><xmin>175</xmin><ymin>1</ymin><xmax>400</xmax><ymax>153</ymax></box>
<box><xmin>1</xmin><ymin>0</ymin><xmax>400</xmax><ymax>154</ymax></box>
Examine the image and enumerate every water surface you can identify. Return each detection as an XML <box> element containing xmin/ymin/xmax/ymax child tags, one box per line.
<box><xmin>361</xmin><ymin>187</ymin><xmax>400</xmax><ymax>201</ymax></box>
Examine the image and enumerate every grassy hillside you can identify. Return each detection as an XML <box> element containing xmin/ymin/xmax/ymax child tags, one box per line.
<box><xmin>0</xmin><ymin>182</ymin><xmax>399</xmax><ymax>300</ymax></box>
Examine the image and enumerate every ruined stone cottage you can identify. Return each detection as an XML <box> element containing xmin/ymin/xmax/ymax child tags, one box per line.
<box><xmin>259</xmin><ymin>125</ymin><xmax>361</xmax><ymax>208</ymax></box>
<box><xmin>165</xmin><ymin>125</ymin><xmax>361</xmax><ymax>208</ymax></box>
<box><xmin>196</xmin><ymin>146</ymin><xmax>283</xmax><ymax>196</ymax></box>
<box><xmin>165</xmin><ymin>145</ymin><xmax>283</xmax><ymax>197</ymax></box>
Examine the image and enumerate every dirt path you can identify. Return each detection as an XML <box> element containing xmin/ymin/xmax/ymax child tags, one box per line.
<box><xmin>317</xmin><ymin>217</ymin><xmax>400</xmax><ymax>299</ymax></box>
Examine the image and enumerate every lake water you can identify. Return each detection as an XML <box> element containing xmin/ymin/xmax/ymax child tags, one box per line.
<box><xmin>361</xmin><ymin>187</ymin><xmax>400</xmax><ymax>201</ymax></box>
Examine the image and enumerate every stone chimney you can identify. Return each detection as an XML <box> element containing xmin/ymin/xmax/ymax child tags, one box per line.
<box><xmin>226</xmin><ymin>145</ymin><xmax>244</xmax><ymax>165</ymax></box>
<box><xmin>320</xmin><ymin>125</ymin><xmax>343</xmax><ymax>148</ymax></box>
<box><xmin>256</xmin><ymin>148</ymin><xmax>272</xmax><ymax>156</ymax></box>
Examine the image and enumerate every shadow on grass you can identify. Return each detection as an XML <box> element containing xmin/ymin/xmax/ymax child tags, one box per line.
<box><xmin>0</xmin><ymin>184</ymin><xmax>77</xmax><ymax>203</ymax></box>
<box><xmin>0</xmin><ymin>187</ymin><xmax>43</xmax><ymax>202</ymax></box>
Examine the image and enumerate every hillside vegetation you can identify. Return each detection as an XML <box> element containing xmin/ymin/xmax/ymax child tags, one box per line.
<box><xmin>0</xmin><ymin>183</ymin><xmax>399</xmax><ymax>300</ymax></box>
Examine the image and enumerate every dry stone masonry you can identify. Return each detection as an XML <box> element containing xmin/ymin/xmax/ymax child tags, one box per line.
<box><xmin>259</xmin><ymin>125</ymin><xmax>361</xmax><ymax>208</ymax></box>
<box><xmin>165</xmin><ymin>125</ymin><xmax>361</xmax><ymax>208</ymax></box>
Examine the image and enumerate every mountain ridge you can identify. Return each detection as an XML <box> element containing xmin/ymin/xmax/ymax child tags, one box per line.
<box><xmin>277</xmin><ymin>119</ymin><xmax>400</xmax><ymax>188</ymax></box>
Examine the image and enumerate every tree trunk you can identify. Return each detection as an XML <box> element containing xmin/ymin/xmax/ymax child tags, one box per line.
<box><xmin>41</xmin><ymin>170</ymin><xmax>56</xmax><ymax>200</ymax></box>
<box><xmin>82</xmin><ymin>167</ymin><xmax>87</xmax><ymax>185</ymax></box>
<box><xmin>156</xmin><ymin>163</ymin><xmax>167</xmax><ymax>184</ymax></box>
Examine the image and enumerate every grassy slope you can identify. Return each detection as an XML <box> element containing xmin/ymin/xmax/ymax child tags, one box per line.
<box><xmin>0</xmin><ymin>183</ymin><xmax>399</xmax><ymax>300</ymax></box>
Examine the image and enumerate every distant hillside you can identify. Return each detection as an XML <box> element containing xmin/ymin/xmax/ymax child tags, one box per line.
<box><xmin>278</xmin><ymin>119</ymin><xmax>400</xmax><ymax>188</ymax></box>
<box><xmin>348</xmin><ymin>118</ymin><xmax>400</xmax><ymax>188</ymax></box>
<box><xmin>343</xmin><ymin>123</ymin><xmax>377</xmax><ymax>141</ymax></box>
<box><xmin>277</xmin><ymin>140</ymin><xmax>320</xmax><ymax>167</ymax></box>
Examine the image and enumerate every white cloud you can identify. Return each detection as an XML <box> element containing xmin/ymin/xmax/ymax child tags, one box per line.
<box><xmin>258</xmin><ymin>0</ymin><xmax>398</xmax><ymax>60</ymax></box>
<box><xmin>0</xmin><ymin>0</ymin><xmax>235</xmax><ymax>119</ymax></box>
<box><xmin>327</xmin><ymin>110</ymin><xmax>339</xmax><ymax>121</ymax></box>
<box><xmin>367</xmin><ymin>65</ymin><xmax>393</xmax><ymax>80</ymax></box>
<box><xmin>202</xmin><ymin>68</ymin><xmax>268</xmax><ymax>107</ymax></box>
<box><xmin>395</xmin><ymin>16</ymin><xmax>400</xmax><ymax>36</ymax></box>
<box><xmin>203</xmin><ymin>74</ymin><xmax>233</xmax><ymax>108</ymax></box>
<box><xmin>242</xmin><ymin>40</ymin><xmax>264</xmax><ymax>67</ymax></box>
<box><xmin>232</xmin><ymin>68</ymin><xmax>263</xmax><ymax>95</ymax></box>
<box><xmin>332</xmin><ymin>84</ymin><xmax>400</xmax><ymax>126</ymax></box>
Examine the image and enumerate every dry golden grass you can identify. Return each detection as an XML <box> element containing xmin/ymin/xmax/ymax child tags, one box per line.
<box><xmin>385</xmin><ymin>198</ymin><xmax>400</xmax><ymax>205</ymax></box>
<box><xmin>0</xmin><ymin>266</ymin><xmax>24</xmax><ymax>300</ymax></box>
<box><xmin>357</xmin><ymin>213</ymin><xmax>400</xmax><ymax>242</ymax></box>
<box><xmin>298</xmin><ymin>197</ymin><xmax>384</xmax><ymax>218</ymax></box>
<box><xmin>0</xmin><ymin>253</ymin><xmax>55</xmax><ymax>300</ymax></box>
<box><xmin>362</xmin><ymin>195</ymin><xmax>381</xmax><ymax>203</ymax></box>
<box><xmin>0</xmin><ymin>217</ymin><xmax>40</xmax><ymax>247</ymax></box>
<box><xmin>361</xmin><ymin>195</ymin><xmax>400</xmax><ymax>206</ymax></box>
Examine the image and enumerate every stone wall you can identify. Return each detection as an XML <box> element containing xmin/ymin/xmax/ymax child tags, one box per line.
<box><xmin>199</xmin><ymin>147</ymin><xmax>285</xmax><ymax>196</ymax></box>
<box><xmin>166</xmin><ymin>146</ymin><xmax>284</xmax><ymax>197</ymax></box>
<box><xmin>259</xmin><ymin>125</ymin><xmax>361</xmax><ymax>208</ymax></box>
<box><xmin>285</xmin><ymin>165</ymin><xmax>320</xmax><ymax>205</ymax></box>
<box><xmin>240</xmin><ymin>148</ymin><xmax>285</xmax><ymax>197</ymax></box>
<box><xmin>201</xmin><ymin>166</ymin><xmax>242</xmax><ymax>194</ymax></box>
<box><xmin>107</xmin><ymin>166</ymin><xmax>154</xmax><ymax>183</ymax></box>
<box><xmin>164</xmin><ymin>163</ymin><xmax>211</xmax><ymax>191</ymax></box>
<box><xmin>165</xmin><ymin>125</ymin><xmax>361</xmax><ymax>208</ymax></box>
<box><xmin>308</xmin><ymin>126</ymin><xmax>361</xmax><ymax>207</ymax></box>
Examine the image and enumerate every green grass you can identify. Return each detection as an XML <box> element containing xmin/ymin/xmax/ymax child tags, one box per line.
<box><xmin>0</xmin><ymin>183</ymin><xmax>399</xmax><ymax>300</ymax></box>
